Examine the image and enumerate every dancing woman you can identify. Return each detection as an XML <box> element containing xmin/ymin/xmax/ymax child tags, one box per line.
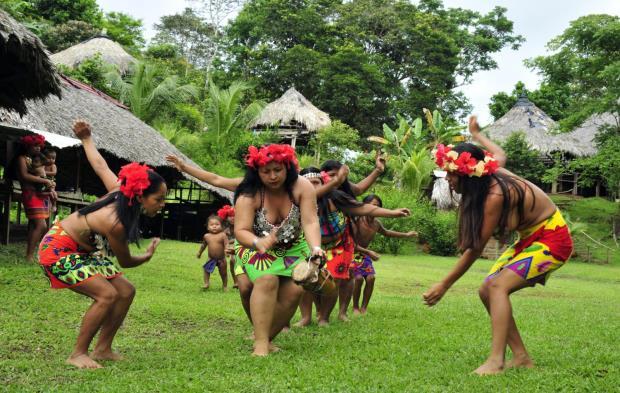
<box><xmin>38</xmin><ymin>121</ymin><xmax>165</xmax><ymax>369</ymax></box>
<box><xmin>423</xmin><ymin>116</ymin><xmax>573</xmax><ymax>375</ymax></box>
<box><xmin>232</xmin><ymin>144</ymin><xmax>323</xmax><ymax>356</ymax></box>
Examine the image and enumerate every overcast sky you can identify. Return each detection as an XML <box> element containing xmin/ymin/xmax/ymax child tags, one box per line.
<box><xmin>98</xmin><ymin>0</ymin><xmax>620</xmax><ymax>125</ymax></box>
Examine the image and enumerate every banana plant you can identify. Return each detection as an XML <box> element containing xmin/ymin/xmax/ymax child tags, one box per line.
<box><xmin>367</xmin><ymin>114</ymin><xmax>424</xmax><ymax>167</ymax></box>
<box><xmin>423</xmin><ymin>108</ymin><xmax>464</xmax><ymax>145</ymax></box>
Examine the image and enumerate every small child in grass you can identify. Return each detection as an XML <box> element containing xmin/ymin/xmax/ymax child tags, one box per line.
<box><xmin>217</xmin><ymin>205</ymin><xmax>238</xmax><ymax>289</ymax></box>
<box><xmin>43</xmin><ymin>148</ymin><xmax>58</xmax><ymax>212</ymax></box>
<box><xmin>351</xmin><ymin>194</ymin><xmax>418</xmax><ymax>315</ymax></box>
<box><xmin>197</xmin><ymin>215</ymin><xmax>229</xmax><ymax>290</ymax></box>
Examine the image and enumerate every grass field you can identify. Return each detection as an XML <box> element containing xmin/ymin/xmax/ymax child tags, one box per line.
<box><xmin>1</xmin><ymin>240</ymin><xmax>618</xmax><ymax>392</ymax></box>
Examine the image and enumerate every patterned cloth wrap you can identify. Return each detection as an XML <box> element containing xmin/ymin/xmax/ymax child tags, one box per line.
<box><xmin>352</xmin><ymin>253</ymin><xmax>375</xmax><ymax>278</ymax></box>
<box><xmin>487</xmin><ymin>210</ymin><xmax>573</xmax><ymax>285</ymax></box>
<box><xmin>22</xmin><ymin>189</ymin><xmax>50</xmax><ymax>219</ymax></box>
<box><xmin>203</xmin><ymin>258</ymin><xmax>220</xmax><ymax>274</ymax></box>
<box><xmin>321</xmin><ymin>211</ymin><xmax>355</xmax><ymax>280</ymax></box>
<box><xmin>38</xmin><ymin>223</ymin><xmax>122</xmax><ymax>289</ymax></box>
<box><xmin>234</xmin><ymin>233</ymin><xmax>308</xmax><ymax>282</ymax></box>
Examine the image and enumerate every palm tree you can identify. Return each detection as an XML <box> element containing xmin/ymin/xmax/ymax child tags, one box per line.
<box><xmin>203</xmin><ymin>80</ymin><xmax>265</xmax><ymax>151</ymax></box>
<box><xmin>105</xmin><ymin>62</ymin><xmax>199</xmax><ymax>124</ymax></box>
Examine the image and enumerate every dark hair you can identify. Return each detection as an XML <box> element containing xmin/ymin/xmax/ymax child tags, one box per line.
<box><xmin>299</xmin><ymin>166</ymin><xmax>321</xmax><ymax>179</ymax></box>
<box><xmin>453</xmin><ymin>143</ymin><xmax>533</xmax><ymax>251</ymax></box>
<box><xmin>207</xmin><ymin>215</ymin><xmax>223</xmax><ymax>224</ymax></box>
<box><xmin>320</xmin><ymin>160</ymin><xmax>355</xmax><ymax>197</ymax></box>
<box><xmin>43</xmin><ymin>148</ymin><xmax>56</xmax><ymax>156</ymax></box>
<box><xmin>78</xmin><ymin>170</ymin><xmax>166</xmax><ymax>245</ymax></box>
<box><xmin>234</xmin><ymin>159</ymin><xmax>299</xmax><ymax>202</ymax></box>
<box><xmin>362</xmin><ymin>193</ymin><xmax>382</xmax><ymax>207</ymax></box>
<box><xmin>31</xmin><ymin>153</ymin><xmax>45</xmax><ymax>164</ymax></box>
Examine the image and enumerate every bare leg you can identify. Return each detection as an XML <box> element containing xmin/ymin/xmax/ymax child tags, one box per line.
<box><xmin>474</xmin><ymin>269</ymin><xmax>532</xmax><ymax>375</ymax></box>
<box><xmin>318</xmin><ymin>279</ymin><xmax>339</xmax><ymax>326</ymax></box>
<box><xmin>26</xmin><ymin>218</ymin><xmax>47</xmax><ymax>261</ymax></box>
<box><xmin>229</xmin><ymin>256</ymin><xmax>238</xmax><ymax>288</ymax></box>
<box><xmin>67</xmin><ymin>276</ymin><xmax>120</xmax><ymax>369</ymax></box>
<box><xmin>360</xmin><ymin>275</ymin><xmax>375</xmax><ymax>314</ymax></box>
<box><xmin>294</xmin><ymin>290</ymin><xmax>314</xmax><ymax>327</ymax></box>
<box><xmin>217</xmin><ymin>259</ymin><xmax>228</xmax><ymax>291</ymax></box>
<box><xmin>203</xmin><ymin>269</ymin><xmax>211</xmax><ymax>289</ymax></box>
<box><xmin>236</xmin><ymin>273</ymin><xmax>253</xmax><ymax>324</ymax></box>
<box><xmin>352</xmin><ymin>276</ymin><xmax>363</xmax><ymax>315</ymax></box>
<box><xmin>250</xmin><ymin>275</ymin><xmax>278</xmax><ymax>356</ymax></box>
<box><xmin>338</xmin><ymin>276</ymin><xmax>354</xmax><ymax>321</ymax></box>
<box><xmin>92</xmin><ymin>276</ymin><xmax>136</xmax><ymax>361</ymax></box>
<box><xmin>479</xmin><ymin>278</ymin><xmax>535</xmax><ymax>370</ymax></box>
<box><xmin>270</xmin><ymin>278</ymin><xmax>303</xmax><ymax>340</ymax></box>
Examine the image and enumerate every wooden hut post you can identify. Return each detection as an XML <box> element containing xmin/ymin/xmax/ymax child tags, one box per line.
<box><xmin>572</xmin><ymin>173</ymin><xmax>579</xmax><ymax>196</ymax></box>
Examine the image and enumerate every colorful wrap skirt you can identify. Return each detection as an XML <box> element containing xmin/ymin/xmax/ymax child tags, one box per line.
<box><xmin>487</xmin><ymin>210</ymin><xmax>573</xmax><ymax>286</ymax></box>
<box><xmin>352</xmin><ymin>253</ymin><xmax>376</xmax><ymax>278</ymax></box>
<box><xmin>22</xmin><ymin>189</ymin><xmax>50</xmax><ymax>220</ymax></box>
<box><xmin>234</xmin><ymin>234</ymin><xmax>308</xmax><ymax>282</ymax></box>
<box><xmin>38</xmin><ymin>223</ymin><xmax>122</xmax><ymax>289</ymax></box>
<box><xmin>323</xmin><ymin>227</ymin><xmax>355</xmax><ymax>280</ymax></box>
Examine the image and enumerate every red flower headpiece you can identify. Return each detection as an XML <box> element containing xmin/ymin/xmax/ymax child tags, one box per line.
<box><xmin>118</xmin><ymin>162</ymin><xmax>152</xmax><ymax>205</ymax></box>
<box><xmin>432</xmin><ymin>144</ymin><xmax>498</xmax><ymax>177</ymax></box>
<box><xmin>245</xmin><ymin>144</ymin><xmax>299</xmax><ymax>171</ymax></box>
<box><xmin>20</xmin><ymin>134</ymin><xmax>46</xmax><ymax>147</ymax></box>
<box><xmin>217</xmin><ymin>205</ymin><xmax>235</xmax><ymax>220</ymax></box>
<box><xmin>320</xmin><ymin>171</ymin><xmax>331</xmax><ymax>184</ymax></box>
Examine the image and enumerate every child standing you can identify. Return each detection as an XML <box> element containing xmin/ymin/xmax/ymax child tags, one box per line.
<box><xmin>217</xmin><ymin>205</ymin><xmax>237</xmax><ymax>289</ymax></box>
<box><xmin>197</xmin><ymin>215</ymin><xmax>229</xmax><ymax>290</ymax></box>
<box><xmin>352</xmin><ymin>194</ymin><xmax>417</xmax><ymax>315</ymax></box>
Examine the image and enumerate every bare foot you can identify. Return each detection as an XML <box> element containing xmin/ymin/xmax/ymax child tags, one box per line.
<box><xmin>245</xmin><ymin>331</ymin><xmax>255</xmax><ymax>341</ymax></box>
<box><xmin>293</xmin><ymin>319</ymin><xmax>311</xmax><ymax>328</ymax></box>
<box><xmin>318</xmin><ymin>319</ymin><xmax>329</xmax><ymax>327</ymax></box>
<box><xmin>66</xmin><ymin>354</ymin><xmax>103</xmax><ymax>369</ymax></box>
<box><xmin>473</xmin><ymin>360</ymin><xmax>504</xmax><ymax>376</ymax></box>
<box><xmin>280</xmin><ymin>326</ymin><xmax>290</xmax><ymax>334</ymax></box>
<box><xmin>269</xmin><ymin>343</ymin><xmax>281</xmax><ymax>353</ymax></box>
<box><xmin>202</xmin><ymin>284</ymin><xmax>210</xmax><ymax>290</ymax></box>
<box><xmin>223</xmin><ymin>287</ymin><xmax>229</xmax><ymax>292</ymax></box>
<box><xmin>353</xmin><ymin>308</ymin><xmax>361</xmax><ymax>316</ymax></box>
<box><xmin>90</xmin><ymin>350</ymin><xmax>123</xmax><ymax>361</ymax></box>
<box><xmin>360</xmin><ymin>308</ymin><xmax>367</xmax><ymax>315</ymax></box>
<box><xmin>252</xmin><ymin>342</ymin><xmax>270</xmax><ymax>357</ymax></box>
<box><xmin>338</xmin><ymin>314</ymin><xmax>350</xmax><ymax>322</ymax></box>
<box><xmin>506</xmin><ymin>355</ymin><xmax>534</xmax><ymax>369</ymax></box>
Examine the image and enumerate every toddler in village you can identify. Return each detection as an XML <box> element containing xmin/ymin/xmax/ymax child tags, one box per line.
<box><xmin>197</xmin><ymin>215</ymin><xmax>229</xmax><ymax>290</ymax></box>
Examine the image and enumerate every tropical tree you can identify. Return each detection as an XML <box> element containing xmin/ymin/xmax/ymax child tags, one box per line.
<box><xmin>105</xmin><ymin>62</ymin><xmax>199</xmax><ymax>124</ymax></box>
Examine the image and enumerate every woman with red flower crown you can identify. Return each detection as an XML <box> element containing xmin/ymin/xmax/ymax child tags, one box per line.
<box><xmin>423</xmin><ymin>116</ymin><xmax>573</xmax><ymax>375</ymax></box>
<box><xmin>37</xmin><ymin>120</ymin><xmax>167</xmax><ymax>369</ymax></box>
<box><xmin>11</xmin><ymin>133</ymin><xmax>54</xmax><ymax>260</ymax></box>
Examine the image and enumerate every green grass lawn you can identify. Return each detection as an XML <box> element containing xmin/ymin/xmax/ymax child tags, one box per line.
<box><xmin>1</xmin><ymin>240</ymin><xmax>618</xmax><ymax>392</ymax></box>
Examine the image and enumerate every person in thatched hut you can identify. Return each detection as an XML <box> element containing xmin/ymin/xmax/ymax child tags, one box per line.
<box><xmin>232</xmin><ymin>144</ymin><xmax>324</xmax><ymax>356</ymax></box>
<box><xmin>423</xmin><ymin>116</ymin><xmax>574</xmax><ymax>375</ymax></box>
<box><xmin>295</xmin><ymin>167</ymin><xmax>410</xmax><ymax>327</ymax></box>
<box><xmin>37</xmin><ymin>120</ymin><xmax>166</xmax><ymax>369</ymax></box>
<box><xmin>12</xmin><ymin>134</ymin><xmax>54</xmax><ymax>261</ymax></box>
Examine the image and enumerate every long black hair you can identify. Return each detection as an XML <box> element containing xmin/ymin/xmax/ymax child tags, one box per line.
<box><xmin>301</xmin><ymin>166</ymin><xmax>361</xmax><ymax>238</ymax></box>
<box><xmin>234</xmin><ymin>161</ymin><xmax>299</xmax><ymax>202</ymax></box>
<box><xmin>362</xmin><ymin>193</ymin><xmax>382</xmax><ymax>207</ymax></box>
<box><xmin>320</xmin><ymin>160</ymin><xmax>356</xmax><ymax>198</ymax></box>
<box><xmin>78</xmin><ymin>170</ymin><xmax>165</xmax><ymax>245</ymax></box>
<box><xmin>453</xmin><ymin>143</ymin><xmax>533</xmax><ymax>251</ymax></box>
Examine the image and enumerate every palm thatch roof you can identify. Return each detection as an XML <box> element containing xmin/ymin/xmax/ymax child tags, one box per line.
<box><xmin>485</xmin><ymin>94</ymin><xmax>596</xmax><ymax>157</ymax></box>
<box><xmin>0</xmin><ymin>9</ymin><xmax>62</xmax><ymax>115</ymax></box>
<box><xmin>569</xmin><ymin>112</ymin><xmax>617</xmax><ymax>155</ymax></box>
<box><xmin>51</xmin><ymin>36</ymin><xmax>136</xmax><ymax>74</ymax></box>
<box><xmin>0</xmin><ymin>75</ymin><xmax>231</xmax><ymax>200</ymax></box>
<box><xmin>251</xmin><ymin>87</ymin><xmax>331</xmax><ymax>132</ymax></box>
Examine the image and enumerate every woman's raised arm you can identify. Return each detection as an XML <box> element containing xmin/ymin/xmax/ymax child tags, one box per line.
<box><xmin>72</xmin><ymin>120</ymin><xmax>119</xmax><ymax>192</ymax></box>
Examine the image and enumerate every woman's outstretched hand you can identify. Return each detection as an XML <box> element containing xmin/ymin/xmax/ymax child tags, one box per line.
<box><xmin>165</xmin><ymin>155</ymin><xmax>185</xmax><ymax>172</ymax></box>
<box><xmin>422</xmin><ymin>282</ymin><xmax>448</xmax><ymax>307</ymax></box>
<box><xmin>144</xmin><ymin>238</ymin><xmax>161</xmax><ymax>262</ymax></box>
<box><xmin>392</xmin><ymin>208</ymin><xmax>411</xmax><ymax>217</ymax></box>
<box><xmin>72</xmin><ymin>120</ymin><xmax>92</xmax><ymax>140</ymax></box>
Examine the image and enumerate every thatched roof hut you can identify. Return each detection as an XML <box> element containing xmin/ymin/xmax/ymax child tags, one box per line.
<box><xmin>251</xmin><ymin>87</ymin><xmax>331</xmax><ymax>146</ymax></box>
<box><xmin>0</xmin><ymin>75</ymin><xmax>231</xmax><ymax>200</ymax></box>
<box><xmin>485</xmin><ymin>94</ymin><xmax>596</xmax><ymax>157</ymax></box>
<box><xmin>570</xmin><ymin>112</ymin><xmax>617</xmax><ymax>154</ymax></box>
<box><xmin>0</xmin><ymin>9</ymin><xmax>62</xmax><ymax>115</ymax></box>
<box><xmin>51</xmin><ymin>36</ymin><xmax>136</xmax><ymax>74</ymax></box>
